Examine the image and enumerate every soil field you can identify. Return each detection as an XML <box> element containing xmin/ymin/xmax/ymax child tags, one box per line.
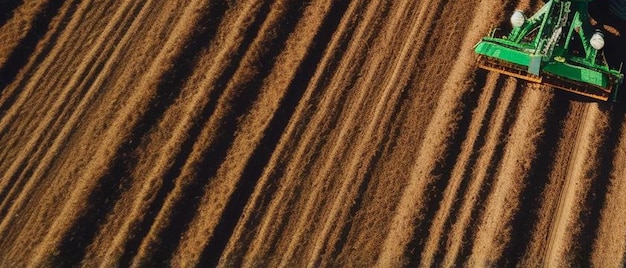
<box><xmin>1</xmin><ymin>0</ymin><xmax>626</xmax><ymax>266</ymax></box>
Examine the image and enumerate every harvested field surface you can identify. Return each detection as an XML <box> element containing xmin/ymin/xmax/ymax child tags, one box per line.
<box><xmin>1</xmin><ymin>0</ymin><xmax>626</xmax><ymax>266</ymax></box>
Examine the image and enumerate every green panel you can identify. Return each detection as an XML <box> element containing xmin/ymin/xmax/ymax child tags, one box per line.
<box><xmin>472</xmin><ymin>0</ymin><xmax>623</xmax><ymax>102</ymax></box>
<box><xmin>474</xmin><ymin>38</ymin><xmax>621</xmax><ymax>89</ymax></box>
<box><xmin>580</xmin><ymin>68</ymin><xmax>604</xmax><ymax>85</ymax></box>
<box><xmin>542</xmin><ymin>61</ymin><xmax>608</xmax><ymax>88</ymax></box>
<box><xmin>474</xmin><ymin>40</ymin><xmax>533</xmax><ymax>67</ymax></box>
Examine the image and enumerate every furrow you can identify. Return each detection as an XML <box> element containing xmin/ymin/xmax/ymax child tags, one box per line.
<box><xmin>543</xmin><ymin>104</ymin><xmax>609</xmax><ymax>266</ymax></box>
<box><xmin>591</xmin><ymin>119</ymin><xmax>626</xmax><ymax>267</ymax></box>
<box><xmin>0</xmin><ymin>1</ymin><xmax>156</xmax><ymax>264</ymax></box>
<box><xmin>0</xmin><ymin>0</ymin><xmax>141</xmax><ymax>222</ymax></box>
<box><xmin>76</xmin><ymin>0</ymin><xmax>212</xmax><ymax>265</ymax></box>
<box><xmin>305</xmin><ymin>0</ymin><xmax>443</xmax><ymax>265</ymax></box>
<box><xmin>125</xmin><ymin>1</ymin><xmax>281</xmax><ymax>265</ymax></box>
<box><xmin>218</xmin><ymin>0</ymin><xmax>360</xmax><ymax>265</ymax></box>
<box><xmin>0</xmin><ymin>0</ymin><xmax>128</xmax><ymax>236</ymax></box>
<box><xmin>519</xmin><ymin>101</ymin><xmax>584</xmax><ymax>266</ymax></box>
<box><xmin>277</xmin><ymin>0</ymin><xmax>412</xmax><ymax>264</ymax></box>
<box><xmin>0</xmin><ymin>1</ymin><xmax>49</xmax><ymax>70</ymax></box>
<box><xmin>420</xmin><ymin>72</ymin><xmax>500</xmax><ymax>267</ymax></box>
<box><xmin>25</xmin><ymin>0</ymin><xmax>208</xmax><ymax>265</ymax></box>
<box><xmin>376</xmin><ymin>0</ymin><xmax>504</xmax><ymax>265</ymax></box>
<box><xmin>468</xmin><ymin>87</ymin><xmax>553</xmax><ymax>266</ymax></box>
<box><xmin>240</xmin><ymin>0</ymin><xmax>383</xmax><ymax>264</ymax></box>
<box><xmin>0</xmin><ymin>0</ymin><xmax>97</xmax><ymax>135</ymax></box>
<box><xmin>0</xmin><ymin>0</ymin><xmax>80</xmax><ymax>197</ymax></box>
<box><xmin>0</xmin><ymin>0</ymin><xmax>116</xmax><ymax>166</ymax></box>
<box><xmin>442</xmin><ymin>77</ymin><xmax>518</xmax><ymax>266</ymax></box>
<box><xmin>172</xmin><ymin>1</ymin><xmax>336</xmax><ymax>265</ymax></box>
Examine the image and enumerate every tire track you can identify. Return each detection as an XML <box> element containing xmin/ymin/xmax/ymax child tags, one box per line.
<box><xmin>0</xmin><ymin>0</ymin><xmax>624</xmax><ymax>265</ymax></box>
<box><xmin>420</xmin><ymin>72</ymin><xmax>500</xmax><ymax>266</ymax></box>
<box><xmin>376</xmin><ymin>0</ymin><xmax>503</xmax><ymax>265</ymax></box>
<box><xmin>498</xmin><ymin>92</ymin><xmax>574</xmax><ymax>266</ymax></box>
<box><xmin>518</xmin><ymin>100</ymin><xmax>581</xmax><ymax>265</ymax></box>
<box><xmin>543</xmin><ymin>103</ymin><xmax>609</xmax><ymax>266</ymax></box>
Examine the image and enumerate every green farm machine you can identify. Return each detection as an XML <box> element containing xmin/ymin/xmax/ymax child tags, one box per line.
<box><xmin>474</xmin><ymin>0</ymin><xmax>624</xmax><ymax>102</ymax></box>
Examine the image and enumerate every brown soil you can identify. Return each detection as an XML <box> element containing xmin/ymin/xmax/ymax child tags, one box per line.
<box><xmin>1</xmin><ymin>0</ymin><xmax>625</xmax><ymax>266</ymax></box>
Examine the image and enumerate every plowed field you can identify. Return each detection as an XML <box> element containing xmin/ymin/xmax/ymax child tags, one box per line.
<box><xmin>1</xmin><ymin>0</ymin><xmax>626</xmax><ymax>266</ymax></box>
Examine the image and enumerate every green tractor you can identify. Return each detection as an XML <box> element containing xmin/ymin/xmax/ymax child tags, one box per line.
<box><xmin>474</xmin><ymin>0</ymin><xmax>624</xmax><ymax>102</ymax></box>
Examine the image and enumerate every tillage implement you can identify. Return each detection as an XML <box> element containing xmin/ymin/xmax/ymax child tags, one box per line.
<box><xmin>474</xmin><ymin>0</ymin><xmax>624</xmax><ymax>102</ymax></box>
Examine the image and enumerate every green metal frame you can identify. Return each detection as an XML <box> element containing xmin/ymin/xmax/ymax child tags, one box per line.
<box><xmin>474</xmin><ymin>0</ymin><xmax>624</xmax><ymax>102</ymax></box>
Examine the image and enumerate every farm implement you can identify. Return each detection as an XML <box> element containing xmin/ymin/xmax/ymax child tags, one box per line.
<box><xmin>474</xmin><ymin>0</ymin><xmax>624</xmax><ymax>102</ymax></box>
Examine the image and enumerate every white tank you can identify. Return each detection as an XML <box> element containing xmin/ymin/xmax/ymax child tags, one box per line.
<box><xmin>510</xmin><ymin>10</ymin><xmax>525</xmax><ymax>28</ymax></box>
<box><xmin>590</xmin><ymin>32</ymin><xmax>605</xmax><ymax>50</ymax></box>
